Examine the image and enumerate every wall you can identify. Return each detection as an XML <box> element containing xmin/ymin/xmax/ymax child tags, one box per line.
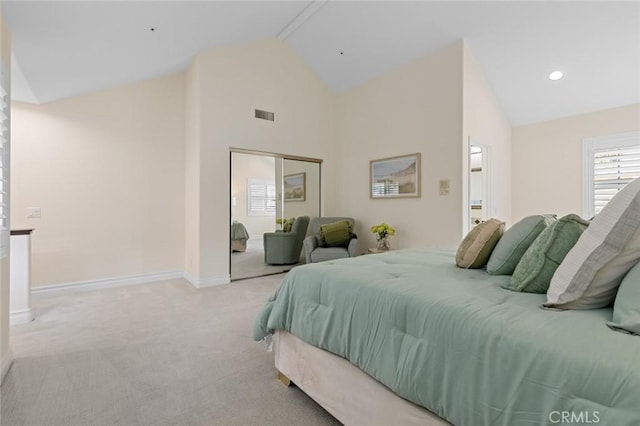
<box><xmin>184</xmin><ymin>56</ymin><xmax>202</xmax><ymax>280</ymax></box>
<box><xmin>186</xmin><ymin>38</ymin><xmax>337</xmax><ymax>284</ymax></box>
<box><xmin>462</xmin><ymin>43</ymin><xmax>512</xmax><ymax>229</ymax></box>
<box><xmin>335</xmin><ymin>41</ymin><xmax>464</xmax><ymax>251</ymax></box>
<box><xmin>231</xmin><ymin>153</ymin><xmax>276</xmax><ymax>237</ymax></box>
<box><xmin>512</xmin><ymin>103</ymin><xmax>640</xmax><ymax>221</ymax></box>
<box><xmin>0</xmin><ymin>10</ymin><xmax>11</xmax><ymax>382</ymax></box>
<box><xmin>11</xmin><ymin>73</ymin><xmax>186</xmax><ymax>287</ymax></box>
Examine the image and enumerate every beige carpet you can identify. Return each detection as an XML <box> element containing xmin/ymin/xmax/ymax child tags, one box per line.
<box><xmin>0</xmin><ymin>274</ymin><xmax>340</xmax><ymax>426</ymax></box>
<box><xmin>231</xmin><ymin>239</ymin><xmax>304</xmax><ymax>280</ymax></box>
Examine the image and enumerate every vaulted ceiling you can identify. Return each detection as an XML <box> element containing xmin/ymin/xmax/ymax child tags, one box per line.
<box><xmin>3</xmin><ymin>1</ymin><xmax>639</xmax><ymax>125</ymax></box>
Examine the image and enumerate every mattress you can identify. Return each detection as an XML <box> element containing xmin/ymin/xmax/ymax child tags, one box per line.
<box><xmin>254</xmin><ymin>248</ymin><xmax>640</xmax><ymax>425</ymax></box>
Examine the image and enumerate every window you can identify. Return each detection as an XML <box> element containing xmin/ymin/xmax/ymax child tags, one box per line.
<box><xmin>583</xmin><ymin>132</ymin><xmax>640</xmax><ymax>218</ymax></box>
<box><xmin>247</xmin><ymin>179</ymin><xmax>276</xmax><ymax>217</ymax></box>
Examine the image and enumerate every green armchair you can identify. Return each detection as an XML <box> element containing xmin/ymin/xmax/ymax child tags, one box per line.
<box><xmin>304</xmin><ymin>217</ymin><xmax>358</xmax><ymax>263</ymax></box>
<box><xmin>263</xmin><ymin>216</ymin><xmax>310</xmax><ymax>265</ymax></box>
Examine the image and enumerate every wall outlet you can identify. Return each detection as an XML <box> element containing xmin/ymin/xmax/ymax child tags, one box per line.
<box><xmin>27</xmin><ymin>207</ymin><xmax>41</xmax><ymax>218</ymax></box>
<box><xmin>439</xmin><ymin>180</ymin><xmax>450</xmax><ymax>196</ymax></box>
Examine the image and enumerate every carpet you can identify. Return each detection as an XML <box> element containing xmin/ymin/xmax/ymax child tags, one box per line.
<box><xmin>231</xmin><ymin>239</ymin><xmax>304</xmax><ymax>281</ymax></box>
<box><xmin>0</xmin><ymin>274</ymin><xmax>340</xmax><ymax>426</ymax></box>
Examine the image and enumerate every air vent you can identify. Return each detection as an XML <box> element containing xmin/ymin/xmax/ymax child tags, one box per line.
<box><xmin>255</xmin><ymin>109</ymin><xmax>275</xmax><ymax>121</ymax></box>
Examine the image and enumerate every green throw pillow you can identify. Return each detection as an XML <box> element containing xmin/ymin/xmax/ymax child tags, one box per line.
<box><xmin>456</xmin><ymin>218</ymin><xmax>505</xmax><ymax>269</ymax></box>
<box><xmin>505</xmin><ymin>214</ymin><xmax>589</xmax><ymax>293</ymax></box>
<box><xmin>607</xmin><ymin>261</ymin><xmax>640</xmax><ymax>335</ymax></box>
<box><xmin>283</xmin><ymin>218</ymin><xmax>295</xmax><ymax>232</ymax></box>
<box><xmin>320</xmin><ymin>220</ymin><xmax>352</xmax><ymax>247</ymax></box>
<box><xmin>487</xmin><ymin>214</ymin><xmax>557</xmax><ymax>275</ymax></box>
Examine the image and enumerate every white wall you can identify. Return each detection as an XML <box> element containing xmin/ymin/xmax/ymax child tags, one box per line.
<box><xmin>512</xmin><ymin>103</ymin><xmax>640</xmax><ymax>221</ymax></box>
<box><xmin>462</xmin><ymin>42</ymin><xmax>512</xmax><ymax>229</ymax></box>
<box><xmin>11</xmin><ymin>73</ymin><xmax>186</xmax><ymax>288</ymax></box>
<box><xmin>5</xmin><ymin>33</ymin><xmax>634</xmax><ymax>298</ymax></box>
<box><xmin>335</xmin><ymin>41</ymin><xmax>464</xmax><ymax>251</ymax></box>
<box><xmin>186</xmin><ymin>38</ymin><xmax>337</xmax><ymax>284</ymax></box>
<box><xmin>184</xmin><ymin>56</ymin><xmax>202</xmax><ymax>280</ymax></box>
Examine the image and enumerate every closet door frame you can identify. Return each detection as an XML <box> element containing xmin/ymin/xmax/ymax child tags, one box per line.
<box><xmin>229</xmin><ymin>148</ymin><xmax>322</xmax><ymax>280</ymax></box>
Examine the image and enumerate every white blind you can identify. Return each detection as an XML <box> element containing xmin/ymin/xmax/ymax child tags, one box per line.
<box><xmin>583</xmin><ymin>132</ymin><xmax>640</xmax><ymax>218</ymax></box>
<box><xmin>0</xmin><ymin>81</ymin><xmax>8</xmax><ymax>258</ymax></box>
<box><xmin>247</xmin><ymin>179</ymin><xmax>276</xmax><ymax>217</ymax></box>
<box><xmin>593</xmin><ymin>146</ymin><xmax>640</xmax><ymax>215</ymax></box>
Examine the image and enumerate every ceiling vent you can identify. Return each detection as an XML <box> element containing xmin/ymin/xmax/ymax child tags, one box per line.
<box><xmin>255</xmin><ymin>109</ymin><xmax>275</xmax><ymax>121</ymax></box>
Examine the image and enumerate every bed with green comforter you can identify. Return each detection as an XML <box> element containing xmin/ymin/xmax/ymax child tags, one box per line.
<box><xmin>254</xmin><ymin>248</ymin><xmax>640</xmax><ymax>426</ymax></box>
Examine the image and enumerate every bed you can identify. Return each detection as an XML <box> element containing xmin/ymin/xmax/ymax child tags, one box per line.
<box><xmin>254</xmin><ymin>248</ymin><xmax>640</xmax><ymax>425</ymax></box>
<box><xmin>231</xmin><ymin>220</ymin><xmax>250</xmax><ymax>252</ymax></box>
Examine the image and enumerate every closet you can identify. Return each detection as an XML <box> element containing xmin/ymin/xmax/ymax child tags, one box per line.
<box><xmin>230</xmin><ymin>150</ymin><xmax>321</xmax><ymax>280</ymax></box>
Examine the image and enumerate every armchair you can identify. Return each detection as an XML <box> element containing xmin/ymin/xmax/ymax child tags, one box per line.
<box><xmin>263</xmin><ymin>216</ymin><xmax>310</xmax><ymax>265</ymax></box>
<box><xmin>304</xmin><ymin>217</ymin><xmax>358</xmax><ymax>263</ymax></box>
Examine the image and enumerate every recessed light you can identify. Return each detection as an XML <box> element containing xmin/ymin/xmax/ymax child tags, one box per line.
<box><xmin>549</xmin><ymin>71</ymin><xmax>563</xmax><ymax>81</ymax></box>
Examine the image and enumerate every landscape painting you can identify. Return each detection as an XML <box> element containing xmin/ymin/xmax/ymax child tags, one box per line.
<box><xmin>284</xmin><ymin>172</ymin><xmax>306</xmax><ymax>202</ymax></box>
<box><xmin>370</xmin><ymin>153</ymin><xmax>421</xmax><ymax>199</ymax></box>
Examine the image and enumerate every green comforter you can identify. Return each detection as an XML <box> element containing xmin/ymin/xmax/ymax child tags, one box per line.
<box><xmin>254</xmin><ymin>248</ymin><xmax>640</xmax><ymax>425</ymax></box>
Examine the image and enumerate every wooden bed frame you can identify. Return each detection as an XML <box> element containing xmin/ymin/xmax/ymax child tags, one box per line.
<box><xmin>274</xmin><ymin>331</ymin><xmax>450</xmax><ymax>425</ymax></box>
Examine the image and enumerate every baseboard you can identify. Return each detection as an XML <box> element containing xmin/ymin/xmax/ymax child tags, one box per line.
<box><xmin>32</xmin><ymin>270</ymin><xmax>184</xmax><ymax>295</ymax></box>
<box><xmin>10</xmin><ymin>308</ymin><xmax>34</xmax><ymax>325</ymax></box>
<box><xmin>183</xmin><ymin>271</ymin><xmax>230</xmax><ymax>289</ymax></box>
<box><xmin>1</xmin><ymin>346</ymin><xmax>14</xmax><ymax>385</ymax></box>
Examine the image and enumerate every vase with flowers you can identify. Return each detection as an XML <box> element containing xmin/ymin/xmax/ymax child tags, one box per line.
<box><xmin>370</xmin><ymin>223</ymin><xmax>395</xmax><ymax>251</ymax></box>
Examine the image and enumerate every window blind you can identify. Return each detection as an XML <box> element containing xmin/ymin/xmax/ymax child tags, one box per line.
<box><xmin>0</xmin><ymin>83</ymin><xmax>8</xmax><ymax>259</ymax></box>
<box><xmin>247</xmin><ymin>180</ymin><xmax>276</xmax><ymax>217</ymax></box>
<box><xmin>592</xmin><ymin>145</ymin><xmax>640</xmax><ymax>215</ymax></box>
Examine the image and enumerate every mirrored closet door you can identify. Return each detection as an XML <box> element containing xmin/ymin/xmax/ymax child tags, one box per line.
<box><xmin>230</xmin><ymin>150</ymin><xmax>321</xmax><ymax>281</ymax></box>
<box><xmin>469</xmin><ymin>144</ymin><xmax>490</xmax><ymax>230</ymax></box>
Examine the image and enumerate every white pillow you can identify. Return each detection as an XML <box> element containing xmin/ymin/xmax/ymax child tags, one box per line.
<box><xmin>545</xmin><ymin>177</ymin><xmax>640</xmax><ymax>309</ymax></box>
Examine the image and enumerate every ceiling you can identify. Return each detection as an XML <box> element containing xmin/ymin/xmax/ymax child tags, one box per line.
<box><xmin>3</xmin><ymin>1</ymin><xmax>639</xmax><ymax>126</ymax></box>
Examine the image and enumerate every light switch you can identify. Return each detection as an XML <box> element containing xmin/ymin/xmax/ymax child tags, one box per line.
<box><xmin>27</xmin><ymin>207</ymin><xmax>41</xmax><ymax>218</ymax></box>
<box><xmin>439</xmin><ymin>180</ymin><xmax>450</xmax><ymax>196</ymax></box>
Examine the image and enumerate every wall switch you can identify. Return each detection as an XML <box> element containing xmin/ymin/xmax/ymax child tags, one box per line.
<box><xmin>27</xmin><ymin>207</ymin><xmax>41</xmax><ymax>218</ymax></box>
<box><xmin>439</xmin><ymin>180</ymin><xmax>450</xmax><ymax>196</ymax></box>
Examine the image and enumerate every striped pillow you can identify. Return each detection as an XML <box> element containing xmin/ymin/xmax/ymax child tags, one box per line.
<box><xmin>545</xmin><ymin>177</ymin><xmax>640</xmax><ymax>309</ymax></box>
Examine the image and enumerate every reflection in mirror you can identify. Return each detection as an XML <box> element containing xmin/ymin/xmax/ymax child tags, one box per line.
<box><xmin>230</xmin><ymin>151</ymin><xmax>321</xmax><ymax>281</ymax></box>
<box><xmin>281</xmin><ymin>159</ymin><xmax>320</xmax><ymax>223</ymax></box>
<box><xmin>469</xmin><ymin>145</ymin><xmax>488</xmax><ymax>229</ymax></box>
<box><xmin>230</xmin><ymin>153</ymin><xmax>277</xmax><ymax>278</ymax></box>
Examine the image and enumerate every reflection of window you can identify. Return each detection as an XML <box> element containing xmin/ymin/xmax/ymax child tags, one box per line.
<box><xmin>0</xmin><ymin>83</ymin><xmax>8</xmax><ymax>258</ymax></box>
<box><xmin>583</xmin><ymin>132</ymin><xmax>640</xmax><ymax>218</ymax></box>
<box><xmin>372</xmin><ymin>181</ymin><xmax>399</xmax><ymax>196</ymax></box>
<box><xmin>247</xmin><ymin>179</ymin><xmax>276</xmax><ymax>217</ymax></box>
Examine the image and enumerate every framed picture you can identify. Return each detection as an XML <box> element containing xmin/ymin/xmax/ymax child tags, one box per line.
<box><xmin>284</xmin><ymin>172</ymin><xmax>306</xmax><ymax>202</ymax></box>
<box><xmin>370</xmin><ymin>153</ymin><xmax>421</xmax><ymax>199</ymax></box>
